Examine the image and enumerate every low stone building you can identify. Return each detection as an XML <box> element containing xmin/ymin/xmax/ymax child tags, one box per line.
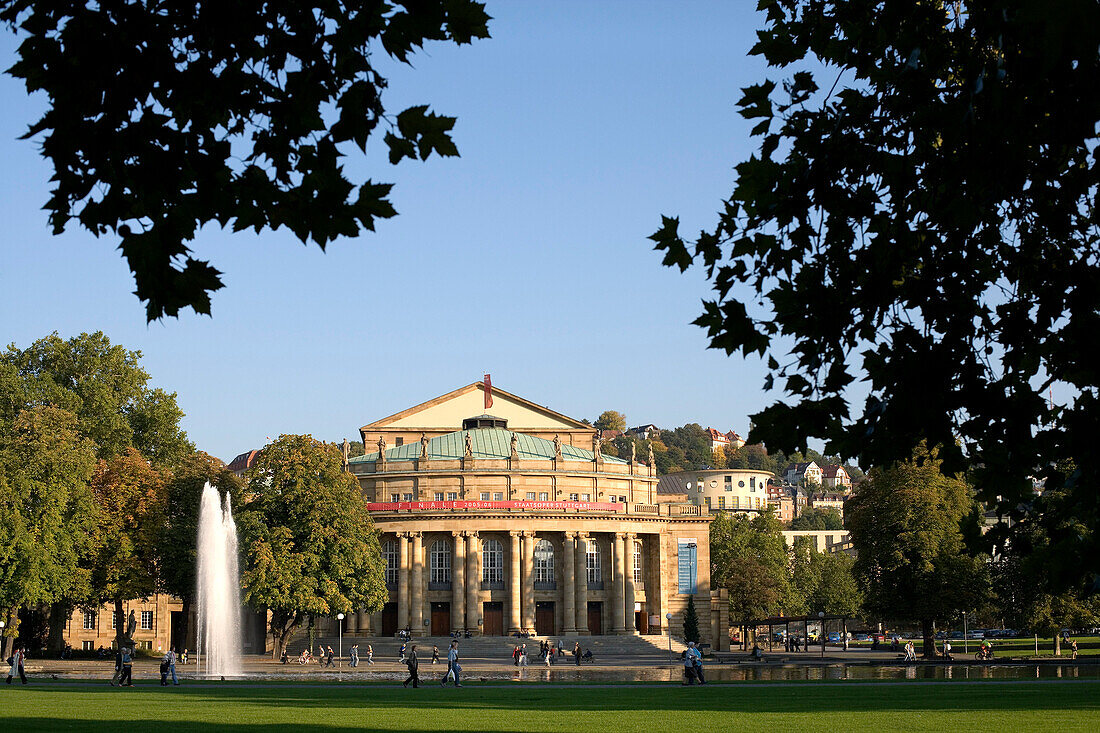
<box><xmin>658</xmin><ymin>468</ymin><xmax>775</xmax><ymax>514</ymax></box>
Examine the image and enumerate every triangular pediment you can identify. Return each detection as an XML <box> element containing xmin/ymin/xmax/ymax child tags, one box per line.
<box><xmin>361</xmin><ymin>383</ymin><xmax>589</xmax><ymax>431</ymax></box>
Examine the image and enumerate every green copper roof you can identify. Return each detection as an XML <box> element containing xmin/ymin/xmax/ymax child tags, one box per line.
<box><xmin>349</xmin><ymin>428</ymin><xmax>627</xmax><ymax>465</ymax></box>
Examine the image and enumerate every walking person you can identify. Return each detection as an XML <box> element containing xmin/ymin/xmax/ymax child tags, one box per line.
<box><xmin>432</xmin><ymin>645</ymin><xmax>440</xmax><ymax>664</ymax></box>
<box><xmin>519</xmin><ymin>643</ymin><xmax>528</xmax><ymax>666</ymax></box>
<box><xmin>325</xmin><ymin>645</ymin><xmax>335</xmax><ymax>668</ymax></box>
<box><xmin>163</xmin><ymin>647</ymin><xmax>180</xmax><ymax>686</ymax></box>
<box><xmin>350</xmin><ymin>644</ymin><xmax>359</xmax><ymax>667</ymax></box>
<box><xmin>119</xmin><ymin>647</ymin><xmax>134</xmax><ymax>686</ymax></box>
<box><xmin>6</xmin><ymin>645</ymin><xmax>27</xmax><ymax>685</ymax></box>
<box><xmin>441</xmin><ymin>640</ymin><xmax>461</xmax><ymax>687</ymax></box>
<box><xmin>1071</xmin><ymin>639</ymin><xmax>1079</xmax><ymax>659</ymax></box>
<box><xmin>688</xmin><ymin>641</ymin><xmax>706</xmax><ymax>684</ymax></box>
<box><xmin>573</xmin><ymin>642</ymin><xmax>581</xmax><ymax>666</ymax></box>
<box><xmin>399</xmin><ymin>640</ymin><xmax>407</xmax><ymax>663</ymax></box>
<box><xmin>544</xmin><ymin>642</ymin><xmax>553</xmax><ymax>667</ymax></box>
<box><xmin>110</xmin><ymin>647</ymin><xmax>123</xmax><ymax>686</ymax></box>
<box><xmin>512</xmin><ymin>645</ymin><xmax>520</xmax><ymax>666</ymax></box>
<box><xmin>402</xmin><ymin>645</ymin><xmax>420</xmax><ymax>688</ymax></box>
<box><xmin>681</xmin><ymin>648</ymin><xmax>697</xmax><ymax>685</ymax></box>
<box><xmin>366</xmin><ymin>644</ymin><xmax>374</xmax><ymax>665</ymax></box>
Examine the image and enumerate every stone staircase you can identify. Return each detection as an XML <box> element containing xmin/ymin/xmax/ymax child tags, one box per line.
<box><xmin>287</xmin><ymin>631</ymin><xmax>690</xmax><ymax>661</ymax></box>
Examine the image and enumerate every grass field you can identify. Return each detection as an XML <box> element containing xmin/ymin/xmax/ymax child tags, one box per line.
<box><xmin>2</xmin><ymin>680</ymin><xmax>1099</xmax><ymax>732</ymax></box>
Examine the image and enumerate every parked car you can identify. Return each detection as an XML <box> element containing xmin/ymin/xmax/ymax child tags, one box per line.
<box><xmin>948</xmin><ymin>631</ymin><xmax>964</xmax><ymax>639</ymax></box>
<box><xmin>827</xmin><ymin>632</ymin><xmax>842</xmax><ymax>643</ymax></box>
<box><xmin>851</xmin><ymin>633</ymin><xmax>870</xmax><ymax>641</ymax></box>
<box><xmin>966</xmin><ymin>630</ymin><xmax>985</xmax><ymax>639</ymax></box>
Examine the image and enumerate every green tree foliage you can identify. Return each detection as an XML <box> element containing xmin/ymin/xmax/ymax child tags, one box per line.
<box><xmin>711</xmin><ymin>510</ymin><xmax>790</xmax><ymax>621</ymax></box>
<box><xmin>784</xmin><ymin>536</ymin><xmax>862</xmax><ymax>619</ymax></box>
<box><xmin>155</xmin><ymin>451</ymin><xmax>243</xmax><ymax>648</ymax></box>
<box><xmin>788</xmin><ymin>507</ymin><xmax>844</xmax><ymax>531</ymax></box>
<box><xmin>238</xmin><ymin>434</ymin><xmax>387</xmax><ymax>657</ymax></box>
<box><xmin>594</xmin><ymin>411</ymin><xmax>626</xmax><ymax>433</ymax></box>
<box><xmin>682</xmin><ymin>595</ymin><xmax>700</xmax><ymax>644</ymax></box>
<box><xmin>2</xmin><ymin>332</ymin><xmax>192</xmax><ymax>466</ymax></box>
<box><xmin>845</xmin><ymin>447</ymin><xmax>990</xmax><ymax>657</ymax></box>
<box><xmin>0</xmin><ymin>1</ymin><xmax>491</xmax><ymax>319</ymax></box>
<box><xmin>0</xmin><ymin>406</ymin><xmax>98</xmax><ymax>657</ymax></box>
<box><xmin>88</xmin><ymin>448</ymin><xmax>167</xmax><ymax>645</ymax></box>
<box><xmin>658</xmin><ymin>424</ymin><xmax>715</xmax><ymax>472</ymax></box>
<box><xmin>649</xmin><ymin>0</ymin><xmax>1100</xmax><ymax>593</ymax></box>
<box><xmin>993</xmin><ymin>486</ymin><xmax>1100</xmax><ymax>653</ymax></box>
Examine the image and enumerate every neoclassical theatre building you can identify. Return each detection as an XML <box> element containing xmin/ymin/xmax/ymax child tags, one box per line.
<box><xmin>341</xmin><ymin>381</ymin><xmax>728</xmax><ymax>649</ymax></box>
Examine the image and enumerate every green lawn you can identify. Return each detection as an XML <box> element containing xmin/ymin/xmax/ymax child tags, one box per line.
<box><xmin>2</xmin><ymin>681</ymin><xmax>1099</xmax><ymax>732</ymax></box>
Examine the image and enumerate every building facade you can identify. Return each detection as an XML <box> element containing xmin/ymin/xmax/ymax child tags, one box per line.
<box><xmin>658</xmin><ymin>468</ymin><xmax>776</xmax><ymax>514</ymax></box>
<box><xmin>341</xmin><ymin>383</ymin><xmax>728</xmax><ymax>648</ymax></box>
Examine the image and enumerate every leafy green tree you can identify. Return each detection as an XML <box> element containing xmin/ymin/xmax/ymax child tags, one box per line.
<box><xmin>845</xmin><ymin>447</ymin><xmax>990</xmax><ymax>657</ymax></box>
<box><xmin>0</xmin><ymin>1</ymin><xmax>491</xmax><ymax>320</ymax></box>
<box><xmin>659</xmin><ymin>424</ymin><xmax>715</xmax><ymax>471</ymax></box>
<box><xmin>238</xmin><ymin>434</ymin><xmax>387</xmax><ymax>658</ymax></box>
<box><xmin>711</xmin><ymin>509</ymin><xmax>791</xmax><ymax>622</ymax></box>
<box><xmin>2</xmin><ymin>332</ymin><xmax>192</xmax><ymax>466</ymax></box>
<box><xmin>682</xmin><ymin>595</ymin><xmax>700</xmax><ymax>644</ymax></box>
<box><xmin>649</xmin><ymin>0</ymin><xmax>1100</xmax><ymax>593</ymax></box>
<box><xmin>812</xmin><ymin>552</ymin><xmax>862</xmax><ymax>618</ymax></box>
<box><xmin>88</xmin><ymin>448</ymin><xmax>167</xmax><ymax>647</ymax></box>
<box><xmin>0</xmin><ymin>406</ymin><xmax>99</xmax><ymax>658</ymax></box>
<box><xmin>788</xmin><ymin>507</ymin><xmax>844</xmax><ymax>531</ymax></box>
<box><xmin>594</xmin><ymin>411</ymin><xmax>626</xmax><ymax>433</ymax></box>
<box><xmin>155</xmin><ymin>451</ymin><xmax>243</xmax><ymax>651</ymax></box>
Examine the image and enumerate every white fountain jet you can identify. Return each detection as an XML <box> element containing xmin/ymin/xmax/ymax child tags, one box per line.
<box><xmin>196</xmin><ymin>482</ymin><xmax>242</xmax><ymax>677</ymax></box>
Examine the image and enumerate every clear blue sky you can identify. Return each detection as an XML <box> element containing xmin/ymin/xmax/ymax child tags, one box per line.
<box><xmin>1</xmin><ymin>2</ymin><xmax>787</xmax><ymax>461</ymax></box>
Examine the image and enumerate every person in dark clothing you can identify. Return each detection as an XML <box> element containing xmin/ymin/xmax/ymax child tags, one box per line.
<box><xmin>119</xmin><ymin>647</ymin><xmax>134</xmax><ymax>686</ymax></box>
<box><xmin>6</xmin><ymin>646</ymin><xmax>28</xmax><ymax>685</ymax></box>
<box><xmin>110</xmin><ymin>648</ymin><xmax>123</xmax><ymax>686</ymax></box>
<box><xmin>403</xmin><ymin>645</ymin><xmax>420</xmax><ymax>688</ymax></box>
<box><xmin>573</xmin><ymin>642</ymin><xmax>581</xmax><ymax>666</ymax></box>
<box><xmin>325</xmin><ymin>645</ymin><xmax>335</xmax><ymax>668</ymax></box>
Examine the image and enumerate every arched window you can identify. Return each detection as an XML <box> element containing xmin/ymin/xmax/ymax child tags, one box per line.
<box><xmin>633</xmin><ymin>540</ymin><xmax>643</xmax><ymax>584</ymax></box>
<box><xmin>382</xmin><ymin>539</ymin><xmax>398</xmax><ymax>585</ymax></box>
<box><xmin>430</xmin><ymin>539</ymin><xmax>451</xmax><ymax>584</ymax></box>
<box><xmin>534</xmin><ymin>539</ymin><xmax>555</xmax><ymax>584</ymax></box>
<box><xmin>482</xmin><ymin>538</ymin><xmax>503</xmax><ymax>584</ymax></box>
<box><xmin>586</xmin><ymin>540</ymin><xmax>601</xmax><ymax>584</ymax></box>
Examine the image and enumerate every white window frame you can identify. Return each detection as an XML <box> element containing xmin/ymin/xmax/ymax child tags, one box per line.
<box><xmin>430</xmin><ymin>539</ymin><xmax>452</xmax><ymax>584</ymax></box>
<box><xmin>493</xmin><ymin>492</ymin><xmax>504</xmax><ymax>501</ymax></box>
<box><xmin>534</xmin><ymin>539</ymin><xmax>555</xmax><ymax>583</ymax></box>
<box><xmin>446</xmin><ymin>492</ymin><xmax>458</xmax><ymax>501</ymax></box>
<box><xmin>482</xmin><ymin>539</ymin><xmax>504</xmax><ymax>583</ymax></box>
<box><xmin>586</xmin><ymin>541</ymin><xmax>601</xmax><ymax>583</ymax></box>
<box><xmin>435</xmin><ymin>492</ymin><xmax>445</xmax><ymax>501</ymax></box>
<box><xmin>538</xmin><ymin>492</ymin><xmax>549</xmax><ymax>501</ymax></box>
<box><xmin>382</xmin><ymin>540</ymin><xmax>399</xmax><ymax>584</ymax></box>
<box><xmin>83</xmin><ymin>611</ymin><xmax>96</xmax><ymax>630</ymax></box>
<box><xmin>140</xmin><ymin>611</ymin><xmax>153</xmax><ymax>630</ymax></box>
<box><xmin>633</xmin><ymin>540</ymin><xmax>643</xmax><ymax>583</ymax></box>
<box><xmin>526</xmin><ymin>492</ymin><xmax>537</xmax><ymax>501</ymax></box>
<box><xmin>480</xmin><ymin>492</ymin><xmax>490</xmax><ymax>501</ymax></box>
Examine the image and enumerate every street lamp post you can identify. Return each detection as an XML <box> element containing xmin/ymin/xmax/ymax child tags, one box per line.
<box><xmin>963</xmin><ymin>611</ymin><xmax>968</xmax><ymax>655</ymax></box>
<box><xmin>336</xmin><ymin>613</ymin><xmax>345</xmax><ymax>668</ymax></box>
<box><xmin>0</xmin><ymin>620</ymin><xmax>6</xmax><ymax>660</ymax></box>
<box><xmin>818</xmin><ymin>612</ymin><xmax>825</xmax><ymax>658</ymax></box>
<box><xmin>666</xmin><ymin>612</ymin><xmax>673</xmax><ymax>664</ymax></box>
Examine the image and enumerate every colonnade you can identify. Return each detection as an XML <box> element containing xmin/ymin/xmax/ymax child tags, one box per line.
<box><xmin>345</xmin><ymin>529</ymin><xmax>657</xmax><ymax>637</ymax></box>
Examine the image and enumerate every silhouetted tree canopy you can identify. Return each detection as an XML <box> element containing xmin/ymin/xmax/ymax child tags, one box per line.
<box><xmin>0</xmin><ymin>0</ymin><xmax>491</xmax><ymax>319</ymax></box>
<box><xmin>650</xmin><ymin>0</ymin><xmax>1100</xmax><ymax>592</ymax></box>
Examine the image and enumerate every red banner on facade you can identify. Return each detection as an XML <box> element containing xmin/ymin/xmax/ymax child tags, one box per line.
<box><xmin>366</xmin><ymin>499</ymin><xmax>623</xmax><ymax>512</ymax></box>
<box><xmin>484</xmin><ymin>373</ymin><xmax>493</xmax><ymax>409</ymax></box>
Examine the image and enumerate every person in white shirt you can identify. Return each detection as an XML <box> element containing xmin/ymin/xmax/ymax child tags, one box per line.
<box><xmin>441</xmin><ymin>641</ymin><xmax>462</xmax><ymax>687</ymax></box>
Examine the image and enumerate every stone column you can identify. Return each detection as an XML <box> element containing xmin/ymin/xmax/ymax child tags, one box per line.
<box><xmin>574</xmin><ymin>533</ymin><xmax>589</xmax><ymax>634</ymax></box>
<box><xmin>653</xmin><ymin>536</ymin><xmax>667</xmax><ymax>635</ymax></box>
<box><xmin>466</xmin><ymin>532</ymin><xmax>481</xmax><ymax>633</ymax></box>
<box><xmin>345</xmin><ymin>610</ymin><xmax>358</xmax><ymax>634</ymax></box>
<box><xmin>357</xmin><ymin>608</ymin><xmax>371</xmax><ymax>636</ymax></box>
<box><xmin>562</xmin><ymin>531</ymin><xmax>577</xmax><ymax>633</ymax></box>
<box><xmin>611</xmin><ymin>533</ymin><xmax>627</xmax><ymax>634</ymax></box>
<box><xmin>452</xmin><ymin>531</ymin><xmax>466</xmax><ymax>632</ymax></box>
<box><xmin>508</xmin><ymin>530</ymin><xmax>522</xmax><ymax>634</ymax></box>
<box><xmin>397</xmin><ymin>533</ymin><xmax>409</xmax><ymax>631</ymax></box>
<box><xmin>624</xmin><ymin>533</ymin><xmax>637</xmax><ymax>634</ymax></box>
<box><xmin>522</xmin><ymin>532</ymin><xmax>536</xmax><ymax>631</ymax></box>
<box><xmin>410</xmin><ymin>532</ymin><xmax>424</xmax><ymax>635</ymax></box>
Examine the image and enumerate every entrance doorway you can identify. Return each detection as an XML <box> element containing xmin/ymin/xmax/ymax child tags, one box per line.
<box><xmin>587</xmin><ymin>602</ymin><xmax>602</xmax><ymax>635</ymax></box>
<box><xmin>380</xmin><ymin>603</ymin><xmax>398</xmax><ymax>637</ymax></box>
<box><xmin>635</xmin><ymin>605</ymin><xmax>649</xmax><ymax>634</ymax></box>
<box><xmin>431</xmin><ymin>602</ymin><xmax>450</xmax><ymax>636</ymax></box>
<box><xmin>483</xmin><ymin>602</ymin><xmax>504</xmax><ymax>636</ymax></box>
<box><xmin>170</xmin><ymin>611</ymin><xmax>185</xmax><ymax>652</ymax></box>
<box><xmin>535</xmin><ymin>602</ymin><xmax>555</xmax><ymax>636</ymax></box>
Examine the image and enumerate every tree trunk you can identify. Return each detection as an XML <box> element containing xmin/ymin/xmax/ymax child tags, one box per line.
<box><xmin>114</xmin><ymin>599</ymin><xmax>126</xmax><ymax>648</ymax></box>
<box><xmin>1</xmin><ymin>606</ymin><xmax>16</xmax><ymax>660</ymax></box>
<box><xmin>922</xmin><ymin>618</ymin><xmax>936</xmax><ymax>659</ymax></box>
<box><xmin>47</xmin><ymin>602</ymin><xmax>70</xmax><ymax>652</ymax></box>
<box><xmin>1054</xmin><ymin>635</ymin><xmax>1061</xmax><ymax>656</ymax></box>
